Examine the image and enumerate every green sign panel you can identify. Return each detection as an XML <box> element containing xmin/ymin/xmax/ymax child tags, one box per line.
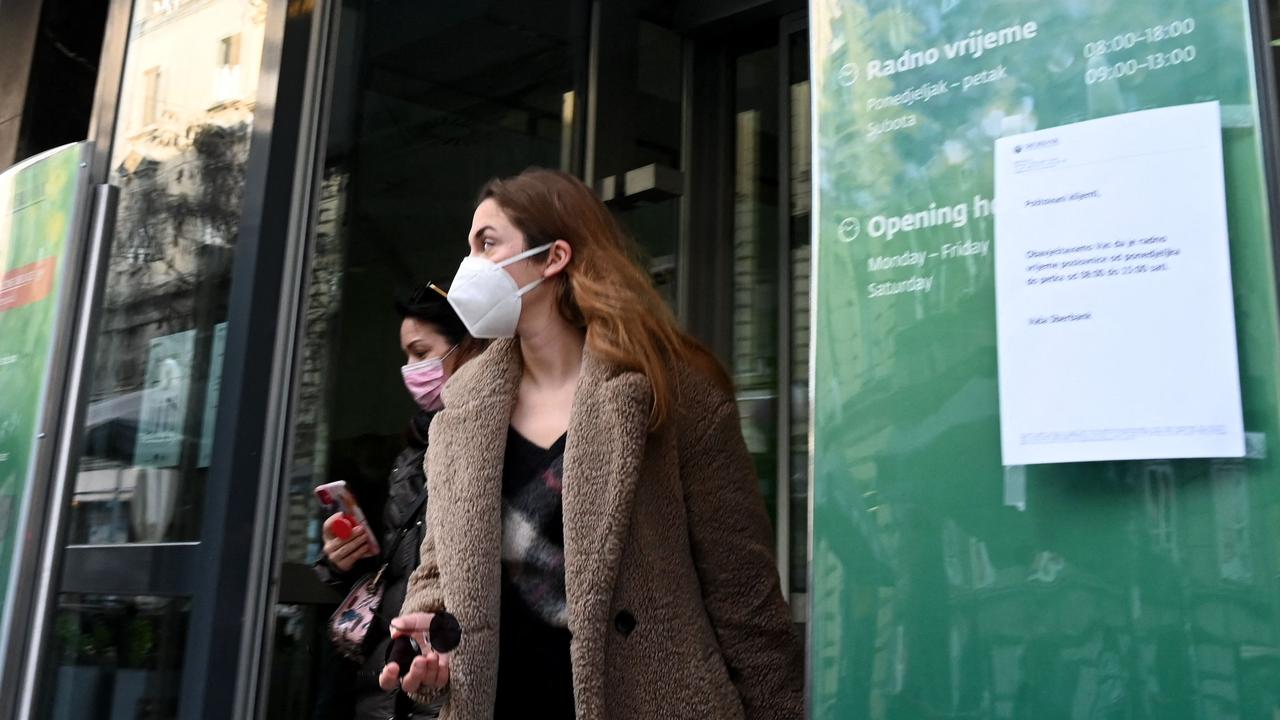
<box><xmin>810</xmin><ymin>0</ymin><xmax>1280</xmax><ymax>717</ymax></box>
<box><xmin>0</xmin><ymin>144</ymin><xmax>89</xmax><ymax>617</ymax></box>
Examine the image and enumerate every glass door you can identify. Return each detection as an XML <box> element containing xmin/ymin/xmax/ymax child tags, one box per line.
<box><xmin>17</xmin><ymin>1</ymin><xmax>323</xmax><ymax>718</ymax></box>
<box><xmin>601</xmin><ymin>2</ymin><xmax>813</xmax><ymax>621</ymax></box>
<box><xmin>725</xmin><ymin>13</ymin><xmax>811</xmax><ymax>616</ymax></box>
<box><xmin>257</xmin><ymin>2</ymin><xmax>585</xmax><ymax>716</ymax></box>
<box><xmin>583</xmin><ymin>7</ymin><xmax>816</xmax><ymax>613</ymax></box>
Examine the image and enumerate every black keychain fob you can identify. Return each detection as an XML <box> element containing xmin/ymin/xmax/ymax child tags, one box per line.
<box><xmin>386</xmin><ymin>635</ymin><xmax>420</xmax><ymax>677</ymax></box>
<box><xmin>385</xmin><ymin>611</ymin><xmax>461</xmax><ymax>675</ymax></box>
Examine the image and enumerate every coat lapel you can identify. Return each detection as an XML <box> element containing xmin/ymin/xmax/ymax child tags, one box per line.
<box><xmin>561</xmin><ymin>350</ymin><xmax>652</xmax><ymax>716</ymax></box>
<box><xmin>430</xmin><ymin>339</ymin><xmax>522</xmax><ymax>719</ymax></box>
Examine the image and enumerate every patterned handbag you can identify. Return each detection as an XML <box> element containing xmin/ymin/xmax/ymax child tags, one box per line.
<box><xmin>327</xmin><ymin>489</ymin><xmax>428</xmax><ymax>662</ymax></box>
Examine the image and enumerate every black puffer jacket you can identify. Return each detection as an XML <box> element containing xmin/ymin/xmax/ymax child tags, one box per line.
<box><xmin>315</xmin><ymin>411</ymin><xmax>438</xmax><ymax>720</ymax></box>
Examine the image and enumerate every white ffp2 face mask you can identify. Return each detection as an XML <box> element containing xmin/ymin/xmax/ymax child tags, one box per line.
<box><xmin>446</xmin><ymin>243</ymin><xmax>554</xmax><ymax>338</ymax></box>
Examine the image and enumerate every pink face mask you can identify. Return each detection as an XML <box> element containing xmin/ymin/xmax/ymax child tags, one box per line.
<box><xmin>401</xmin><ymin>346</ymin><xmax>455</xmax><ymax>411</ymax></box>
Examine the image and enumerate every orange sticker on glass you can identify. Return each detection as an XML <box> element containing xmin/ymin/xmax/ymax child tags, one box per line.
<box><xmin>0</xmin><ymin>257</ymin><xmax>57</xmax><ymax>313</ymax></box>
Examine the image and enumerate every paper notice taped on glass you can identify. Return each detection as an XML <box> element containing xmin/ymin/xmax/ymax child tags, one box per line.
<box><xmin>994</xmin><ymin>101</ymin><xmax>1244</xmax><ymax>465</ymax></box>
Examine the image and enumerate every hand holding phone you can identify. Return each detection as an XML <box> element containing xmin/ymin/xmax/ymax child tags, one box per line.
<box><xmin>316</xmin><ymin>481</ymin><xmax>381</xmax><ymax>569</ymax></box>
<box><xmin>321</xmin><ymin>513</ymin><xmax>376</xmax><ymax>571</ymax></box>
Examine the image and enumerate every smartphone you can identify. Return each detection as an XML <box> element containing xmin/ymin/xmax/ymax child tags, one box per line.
<box><xmin>314</xmin><ymin>480</ymin><xmax>381</xmax><ymax>555</ymax></box>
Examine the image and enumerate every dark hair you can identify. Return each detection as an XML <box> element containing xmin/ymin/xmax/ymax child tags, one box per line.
<box><xmin>394</xmin><ymin>283</ymin><xmax>469</xmax><ymax>346</ymax></box>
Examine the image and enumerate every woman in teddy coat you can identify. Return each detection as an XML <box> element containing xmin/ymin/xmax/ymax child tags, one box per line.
<box><xmin>380</xmin><ymin>168</ymin><xmax>804</xmax><ymax>720</ymax></box>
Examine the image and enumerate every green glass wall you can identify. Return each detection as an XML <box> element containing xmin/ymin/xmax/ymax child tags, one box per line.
<box><xmin>809</xmin><ymin>0</ymin><xmax>1280</xmax><ymax>718</ymax></box>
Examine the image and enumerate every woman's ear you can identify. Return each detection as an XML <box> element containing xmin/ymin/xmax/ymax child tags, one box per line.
<box><xmin>543</xmin><ymin>239</ymin><xmax>573</xmax><ymax>277</ymax></box>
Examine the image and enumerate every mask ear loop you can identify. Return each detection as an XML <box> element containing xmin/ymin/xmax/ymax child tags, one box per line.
<box><xmin>402</xmin><ymin>344</ymin><xmax>456</xmax><ymax>373</ymax></box>
<box><xmin>515</xmin><ymin>277</ymin><xmax>545</xmax><ymax>297</ymax></box>
<box><xmin>496</xmin><ymin>242</ymin><xmax>555</xmax><ymax>269</ymax></box>
<box><xmin>402</xmin><ymin>356</ymin><xmax>443</xmax><ymax>373</ymax></box>
<box><xmin>506</xmin><ymin>242</ymin><xmax>558</xmax><ymax>298</ymax></box>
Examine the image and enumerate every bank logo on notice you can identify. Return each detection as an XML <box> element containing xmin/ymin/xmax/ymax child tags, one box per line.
<box><xmin>1017</xmin><ymin>138</ymin><xmax>1061</xmax><ymax>153</ymax></box>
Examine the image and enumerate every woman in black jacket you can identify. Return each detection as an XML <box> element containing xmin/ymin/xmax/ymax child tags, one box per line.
<box><xmin>314</xmin><ymin>283</ymin><xmax>481</xmax><ymax>720</ymax></box>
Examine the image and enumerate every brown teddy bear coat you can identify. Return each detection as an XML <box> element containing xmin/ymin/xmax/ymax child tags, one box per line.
<box><xmin>401</xmin><ymin>338</ymin><xmax>804</xmax><ymax>719</ymax></box>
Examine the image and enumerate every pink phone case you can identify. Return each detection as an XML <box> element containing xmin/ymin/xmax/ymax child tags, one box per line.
<box><xmin>315</xmin><ymin>480</ymin><xmax>381</xmax><ymax>555</ymax></box>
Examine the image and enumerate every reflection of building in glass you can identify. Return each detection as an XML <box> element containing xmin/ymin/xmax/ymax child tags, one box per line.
<box><xmin>70</xmin><ymin>0</ymin><xmax>267</xmax><ymax>544</ymax></box>
<box><xmin>284</xmin><ymin>171</ymin><xmax>349</xmax><ymax>564</ymax></box>
<box><xmin>910</xmin><ymin>459</ymin><xmax>1278</xmax><ymax>720</ymax></box>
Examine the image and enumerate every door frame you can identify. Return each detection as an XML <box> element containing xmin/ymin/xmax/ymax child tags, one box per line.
<box><xmin>776</xmin><ymin>9</ymin><xmax>808</xmax><ymax>618</ymax></box>
<box><xmin>682</xmin><ymin>5</ymin><xmax>810</xmax><ymax>614</ymax></box>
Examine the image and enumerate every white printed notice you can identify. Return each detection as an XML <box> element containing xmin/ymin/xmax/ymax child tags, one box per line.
<box><xmin>994</xmin><ymin>101</ymin><xmax>1245</xmax><ymax>465</ymax></box>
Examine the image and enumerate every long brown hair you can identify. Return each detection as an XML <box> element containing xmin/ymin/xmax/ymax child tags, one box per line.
<box><xmin>479</xmin><ymin>168</ymin><xmax>732</xmax><ymax>428</ymax></box>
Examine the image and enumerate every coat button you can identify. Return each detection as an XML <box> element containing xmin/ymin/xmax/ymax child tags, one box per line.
<box><xmin>614</xmin><ymin>610</ymin><xmax>637</xmax><ymax>637</ymax></box>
